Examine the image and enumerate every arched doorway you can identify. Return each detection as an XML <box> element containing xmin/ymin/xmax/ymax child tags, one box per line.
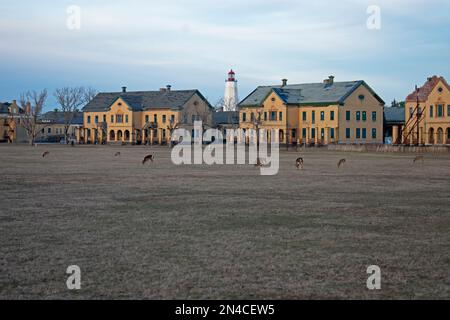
<box><xmin>117</xmin><ymin>130</ymin><xmax>123</xmax><ymax>141</ymax></box>
<box><xmin>110</xmin><ymin>130</ymin><xmax>115</xmax><ymax>141</ymax></box>
<box><xmin>447</xmin><ymin>128</ymin><xmax>450</xmax><ymax>144</ymax></box>
<box><xmin>124</xmin><ymin>130</ymin><xmax>130</xmax><ymax>142</ymax></box>
<box><xmin>437</xmin><ymin>127</ymin><xmax>444</xmax><ymax>144</ymax></box>
<box><xmin>428</xmin><ymin>128</ymin><xmax>435</xmax><ymax>144</ymax></box>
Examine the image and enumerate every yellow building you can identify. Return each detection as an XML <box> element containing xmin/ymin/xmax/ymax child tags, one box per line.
<box><xmin>400</xmin><ymin>76</ymin><xmax>450</xmax><ymax>145</ymax></box>
<box><xmin>80</xmin><ymin>86</ymin><xmax>213</xmax><ymax>144</ymax></box>
<box><xmin>0</xmin><ymin>100</ymin><xmax>27</xmax><ymax>143</ymax></box>
<box><xmin>239</xmin><ymin>77</ymin><xmax>385</xmax><ymax>145</ymax></box>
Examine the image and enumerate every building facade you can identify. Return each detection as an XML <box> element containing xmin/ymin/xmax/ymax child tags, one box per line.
<box><xmin>80</xmin><ymin>86</ymin><xmax>213</xmax><ymax>144</ymax></box>
<box><xmin>36</xmin><ymin>111</ymin><xmax>83</xmax><ymax>143</ymax></box>
<box><xmin>0</xmin><ymin>100</ymin><xmax>27</xmax><ymax>143</ymax></box>
<box><xmin>238</xmin><ymin>76</ymin><xmax>385</xmax><ymax>145</ymax></box>
<box><xmin>402</xmin><ymin>76</ymin><xmax>450</xmax><ymax>145</ymax></box>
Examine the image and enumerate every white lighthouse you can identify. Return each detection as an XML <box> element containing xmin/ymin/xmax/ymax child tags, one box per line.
<box><xmin>223</xmin><ymin>69</ymin><xmax>238</xmax><ymax>111</ymax></box>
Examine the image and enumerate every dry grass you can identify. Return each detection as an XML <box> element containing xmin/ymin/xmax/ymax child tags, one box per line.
<box><xmin>0</xmin><ymin>144</ymin><xmax>449</xmax><ymax>299</ymax></box>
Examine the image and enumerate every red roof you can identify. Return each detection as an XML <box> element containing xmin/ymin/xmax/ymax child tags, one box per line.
<box><xmin>406</xmin><ymin>75</ymin><xmax>450</xmax><ymax>102</ymax></box>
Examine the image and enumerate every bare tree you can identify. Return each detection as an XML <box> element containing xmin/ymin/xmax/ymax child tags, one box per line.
<box><xmin>19</xmin><ymin>90</ymin><xmax>48</xmax><ymax>145</ymax></box>
<box><xmin>54</xmin><ymin>86</ymin><xmax>97</xmax><ymax>143</ymax></box>
<box><xmin>167</xmin><ymin>119</ymin><xmax>180</xmax><ymax>148</ymax></box>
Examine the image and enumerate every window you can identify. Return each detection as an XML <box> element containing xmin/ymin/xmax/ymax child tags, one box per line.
<box><xmin>170</xmin><ymin>115</ymin><xmax>175</xmax><ymax>123</ymax></box>
<box><xmin>312</xmin><ymin>111</ymin><xmax>315</xmax><ymax>124</ymax></box>
<box><xmin>330</xmin><ymin>111</ymin><xmax>335</xmax><ymax>121</ymax></box>
<box><xmin>346</xmin><ymin>128</ymin><xmax>350</xmax><ymax>139</ymax></box>
<box><xmin>320</xmin><ymin>111</ymin><xmax>325</xmax><ymax>121</ymax></box>
<box><xmin>321</xmin><ymin>128</ymin><xmax>325</xmax><ymax>139</ymax></box>
<box><xmin>242</xmin><ymin>112</ymin><xmax>247</xmax><ymax>122</ymax></box>
<box><xmin>356</xmin><ymin>128</ymin><xmax>361</xmax><ymax>139</ymax></box>
<box><xmin>362</xmin><ymin>128</ymin><xmax>367</xmax><ymax>139</ymax></box>
<box><xmin>111</xmin><ymin>115</ymin><xmax>114</xmax><ymax>123</ymax></box>
<box><xmin>48</xmin><ymin>128</ymin><xmax>51</xmax><ymax>134</ymax></box>
<box><xmin>145</xmin><ymin>115</ymin><xmax>149</xmax><ymax>123</ymax></box>
<box><xmin>270</xmin><ymin>111</ymin><xmax>276</xmax><ymax>121</ymax></box>
<box><xmin>372</xmin><ymin>111</ymin><xmax>377</xmax><ymax>122</ymax></box>
<box><xmin>162</xmin><ymin>115</ymin><xmax>167</xmax><ymax>123</ymax></box>
<box><xmin>372</xmin><ymin>128</ymin><xmax>377</xmax><ymax>139</ymax></box>
<box><xmin>448</xmin><ymin>105</ymin><xmax>450</xmax><ymax>117</ymax></box>
<box><xmin>362</xmin><ymin>111</ymin><xmax>367</xmax><ymax>121</ymax></box>
<box><xmin>116</xmin><ymin>114</ymin><xmax>123</xmax><ymax>123</ymax></box>
<box><xmin>437</xmin><ymin>105</ymin><xmax>443</xmax><ymax>117</ymax></box>
<box><xmin>302</xmin><ymin>112</ymin><xmax>307</xmax><ymax>121</ymax></box>
<box><xmin>302</xmin><ymin>128</ymin><xmax>307</xmax><ymax>138</ymax></box>
<box><xmin>87</xmin><ymin>116</ymin><xmax>91</xmax><ymax>124</ymax></box>
<box><xmin>291</xmin><ymin>129</ymin><xmax>296</xmax><ymax>139</ymax></box>
<box><xmin>264</xmin><ymin>112</ymin><xmax>267</xmax><ymax>121</ymax></box>
<box><xmin>356</xmin><ymin>111</ymin><xmax>361</xmax><ymax>121</ymax></box>
<box><xmin>346</xmin><ymin>111</ymin><xmax>350</xmax><ymax>121</ymax></box>
<box><xmin>192</xmin><ymin>115</ymin><xmax>196</xmax><ymax>123</ymax></box>
<box><xmin>95</xmin><ymin>116</ymin><xmax>98</xmax><ymax>124</ymax></box>
<box><xmin>162</xmin><ymin>129</ymin><xmax>166</xmax><ymax>138</ymax></box>
<box><xmin>154</xmin><ymin>114</ymin><xmax>157</xmax><ymax>123</ymax></box>
<box><xmin>250</xmin><ymin>113</ymin><xmax>255</xmax><ymax>122</ymax></box>
<box><xmin>409</xmin><ymin>107</ymin><xmax>414</xmax><ymax>117</ymax></box>
<box><xmin>279</xmin><ymin>111</ymin><xmax>283</xmax><ymax>121</ymax></box>
<box><xmin>103</xmin><ymin>115</ymin><xmax>106</xmax><ymax>122</ymax></box>
<box><xmin>430</xmin><ymin>105</ymin><xmax>434</xmax><ymax>118</ymax></box>
<box><xmin>125</xmin><ymin>115</ymin><xmax>129</xmax><ymax>123</ymax></box>
<box><xmin>311</xmin><ymin>128</ymin><xmax>315</xmax><ymax>139</ymax></box>
<box><xmin>330</xmin><ymin>128</ymin><xmax>335</xmax><ymax>139</ymax></box>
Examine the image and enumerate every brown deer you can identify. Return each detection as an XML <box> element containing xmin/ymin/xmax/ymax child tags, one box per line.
<box><xmin>42</xmin><ymin>151</ymin><xmax>50</xmax><ymax>158</ymax></box>
<box><xmin>142</xmin><ymin>154</ymin><xmax>154</xmax><ymax>164</ymax></box>
<box><xmin>337</xmin><ymin>158</ymin><xmax>346</xmax><ymax>168</ymax></box>
<box><xmin>114</xmin><ymin>152</ymin><xmax>121</xmax><ymax>157</ymax></box>
<box><xmin>295</xmin><ymin>157</ymin><xmax>304</xmax><ymax>170</ymax></box>
<box><xmin>413</xmin><ymin>155</ymin><xmax>424</xmax><ymax>164</ymax></box>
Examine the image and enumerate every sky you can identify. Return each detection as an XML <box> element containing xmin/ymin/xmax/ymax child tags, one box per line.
<box><xmin>0</xmin><ymin>0</ymin><xmax>449</xmax><ymax>111</ymax></box>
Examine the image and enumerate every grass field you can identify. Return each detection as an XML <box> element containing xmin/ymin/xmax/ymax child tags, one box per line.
<box><xmin>0</xmin><ymin>144</ymin><xmax>449</xmax><ymax>299</ymax></box>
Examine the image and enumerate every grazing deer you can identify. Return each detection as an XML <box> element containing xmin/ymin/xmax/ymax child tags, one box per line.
<box><xmin>114</xmin><ymin>152</ymin><xmax>121</xmax><ymax>157</ymax></box>
<box><xmin>142</xmin><ymin>154</ymin><xmax>154</xmax><ymax>165</ymax></box>
<box><xmin>337</xmin><ymin>158</ymin><xmax>346</xmax><ymax>168</ymax></box>
<box><xmin>413</xmin><ymin>155</ymin><xmax>424</xmax><ymax>164</ymax></box>
<box><xmin>295</xmin><ymin>157</ymin><xmax>304</xmax><ymax>170</ymax></box>
<box><xmin>42</xmin><ymin>151</ymin><xmax>50</xmax><ymax>158</ymax></box>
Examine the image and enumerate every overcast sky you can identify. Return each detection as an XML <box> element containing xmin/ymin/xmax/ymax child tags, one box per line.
<box><xmin>1</xmin><ymin>0</ymin><xmax>449</xmax><ymax>110</ymax></box>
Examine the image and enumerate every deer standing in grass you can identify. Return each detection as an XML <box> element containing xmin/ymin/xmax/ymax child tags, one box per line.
<box><xmin>142</xmin><ymin>154</ymin><xmax>154</xmax><ymax>164</ymax></box>
<box><xmin>295</xmin><ymin>157</ymin><xmax>304</xmax><ymax>170</ymax></box>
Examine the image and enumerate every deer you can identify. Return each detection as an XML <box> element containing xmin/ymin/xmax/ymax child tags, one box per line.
<box><xmin>42</xmin><ymin>151</ymin><xmax>50</xmax><ymax>158</ymax></box>
<box><xmin>142</xmin><ymin>154</ymin><xmax>154</xmax><ymax>165</ymax></box>
<box><xmin>413</xmin><ymin>155</ymin><xmax>424</xmax><ymax>164</ymax></box>
<box><xmin>295</xmin><ymin>157</ymin><xmax>304</xmax><ymax>170</ymax></box>
<box><xmin>337</xmin><ymin>158</ymin><xmax>346</xmax><ymax>168</ymax></box>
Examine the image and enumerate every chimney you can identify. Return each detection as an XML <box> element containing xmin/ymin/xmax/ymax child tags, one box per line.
<box><xmin>281</xmin><ymin>79</ymin><xmax>288</xmax><ymax>87</ymax></box>
<box><xmin>324</xmin><ymin>75</ymin><xmax>335</xmax><ymax>85</ymax></box>
<box><xmin>166</xmin><ymin>85</ymin><xmax>172</xmax><ymax>91</ymax></box>
<box><xmin>328</xmin><ymin>75</ymin><xmax>334</xmax><ymax>85</ymax></box>
<box><xmin>122</xmin><ymin>86</ymin><xmax>127</xmax><ymax>93</ymax></box>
